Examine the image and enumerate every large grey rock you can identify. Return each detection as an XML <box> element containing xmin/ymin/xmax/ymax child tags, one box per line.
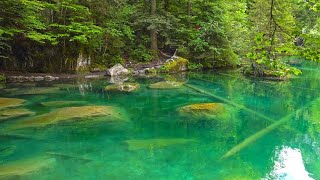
<box><xmin>106</xmin><ymin>64</ymin><xmax>129</xmax><ymax>77</ymax></box>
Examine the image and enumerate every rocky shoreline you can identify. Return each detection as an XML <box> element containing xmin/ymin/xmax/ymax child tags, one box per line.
<box><xmin>3</xmin><ymin>72</ymin><xmax>106</xmax><ymax>82</ymax></box>
<box><xmin>2</xmin><ymin>56</ymin><xmax>189</xmax><ymax>83</ymax></box>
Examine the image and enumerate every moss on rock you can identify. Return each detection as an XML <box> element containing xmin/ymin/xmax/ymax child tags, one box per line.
<box><xmin>161</xmin><ymin>57</ymin><xmax>189</xmax><ymax>73</ymax></box>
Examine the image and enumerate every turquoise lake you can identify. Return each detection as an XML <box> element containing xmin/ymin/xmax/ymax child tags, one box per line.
<box><xmin>0</xmin><ymin>62</ymin><xmax>320</xmax><ymax>179</ymax></box>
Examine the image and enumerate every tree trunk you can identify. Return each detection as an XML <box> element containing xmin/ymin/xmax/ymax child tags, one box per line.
<box><xmin>150</xmin><ymin>0</ymin><xmax>158</xmax><ymax>51</ymax></box>
<box><xmin>187</xmin><ymin>0</ymin><xmax>191</xmax><ymax>16</ymax></box>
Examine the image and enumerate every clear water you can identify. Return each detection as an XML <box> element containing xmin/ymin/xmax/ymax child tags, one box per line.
<box><xmin>0</xmin><ymin>62</ymin><xmax>320</xmax><ymax>179</ymax></box>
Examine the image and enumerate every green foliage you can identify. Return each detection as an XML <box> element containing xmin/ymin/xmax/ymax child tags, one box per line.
<box><xmin>0</xmin><ymin>74</ymin><xmax>5</xmax><ymax>82</ymax></box>
<box><xmin>130</xmin><ymin>45</ymin><xmax>154</xmax><ymax>62</ymax></box>
<box><xmin>188</xmin><ymin>63</ymin><xmax>203</xmax><ymax>71</ymax></box>
<box><xmin>245</xmin><ymin>0</ymin><xmax>303</xmax><ymax>77</ymax></box>
<box><xmin>0</xmin><ymin>0</ymin><xmax>319</xmax><ymax>73</ymax></box>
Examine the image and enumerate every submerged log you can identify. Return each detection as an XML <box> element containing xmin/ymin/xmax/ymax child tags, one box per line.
<box><xmin>221</xmin><ymin>97</ymin><xmax>319</xmax><ymax>159</ymax></box>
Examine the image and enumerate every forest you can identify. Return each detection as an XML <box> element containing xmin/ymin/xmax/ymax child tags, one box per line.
<box><xmin>0</xmin><ymin>0</ymin><xmax>319</xmax><ymax>77</ymax></box>
<box><xmin>1</xmin><ymin>1</ymin><xmax>320</xmax><ymax>179</ymax></box>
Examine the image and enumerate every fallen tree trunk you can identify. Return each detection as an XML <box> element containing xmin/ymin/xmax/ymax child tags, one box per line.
<box><xmin>221</xmin><ymin>97</ymin><xmax>318</xmax><ymax>159</ymax></box>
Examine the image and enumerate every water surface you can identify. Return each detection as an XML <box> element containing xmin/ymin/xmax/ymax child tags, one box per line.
<box><xmin>0</xmin><ymin>62</ymin><xmax>320</xmax><ymax>179</ymax></box>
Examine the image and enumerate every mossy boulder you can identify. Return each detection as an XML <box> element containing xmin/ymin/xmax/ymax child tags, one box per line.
<box><xmin>124</xmin><ymin>138</ymin><xmax>196</xmax><ymax>151</ymax></box>
<box><xmin>105</xmin><ymin>83</ymin><xmax>140</xmax><ymax>92</ymax></box>
<box><xmin>0</xmin><ymin>155</ymin><xmax>56</xmax><ymax>178</ymax></box>
<box><xmin>149</xmin><ymin>81</ymin><xmax>184</xmax><ymax>89</ymax></box>
<box><xmin>178</xmin><ymin>103</ymin><xmax>226</xmax><ymax>120</ymax></box>
<box><xmin>11</xmin><ymin>105</ymin><xmax>127</xmax><ymax>129</ymax></box>
<box><xmin>0</xmin><ymin>108</ymin><xmax>34</xmax><ymax>121</ymax></box>
<box><xmin>162</xmin><ymin>57</ymin><xmax>189</xmax><ymax>73</ymax></box>
<box><xmin>0</xmin><ymin>98</ymin><xmax>25</xmax><ymax>109</ymax></box>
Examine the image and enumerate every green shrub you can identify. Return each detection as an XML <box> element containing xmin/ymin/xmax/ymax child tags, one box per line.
<box><xmin>130</xmin><ymin>45</ymin><xmax>154</xmax><ymax>62</ymax></box>
<box><xmin>188</xmin><ymin>63</ymin><xmax>203</xmax><ymax>71</ymax></box>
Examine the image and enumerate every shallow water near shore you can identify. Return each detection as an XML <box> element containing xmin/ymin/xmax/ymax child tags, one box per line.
<box><xmin>0</xmin><ymin>62</ymin><xmax>320</xmax><ymax>179</ymax></box>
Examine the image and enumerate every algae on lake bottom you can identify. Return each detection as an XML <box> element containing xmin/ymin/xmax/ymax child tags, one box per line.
<box><xmin>41</xmin><ymin>101</ymin><xmax>87</xmax><ymax>107</ymax></box>
<box><xmin>124</xmin><ymin>138</ymin><xmax>196</xmax><ymax>151</ymax></box>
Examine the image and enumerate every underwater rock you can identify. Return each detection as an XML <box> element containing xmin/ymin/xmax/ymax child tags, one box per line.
<box><xmin>124</xmin><ymin>138</ymin><xmax>196</xmax><ymax>151</ymax></box>
<box><xmin>0</xmin><ymin>98</ymin><xmax>25</xmax><ymax>109</ymax></box>
<box><xmin>0</xmin><ymin>155</ymin><xmax>56</xmax><ymax>177</ymax></box>
<box><xmin>149</xmin><ymin>81</ymin><xmax>184</xmax><ymax>89</ymax></box>
<box><xmin>0</xmin><ymin>108</ymin><xmax>34</xmax><ymax>120</ymax></box>
<box><xmin>12</xmin><ymin>106</ymin><xmax>126</xmax><ymax>129</ymax></box>
<box><xmin>106</xmin><ymin>64</ymin><xmax>129</xmax><ymax>77</ymax></box>
<box><xmin>40</xmin><ymin>101</ymin><xmax>86</xmax><ymax>107</ymax></box>
<box><xmin>178</xmin><ymin>103</ymin><xmax>226</xmax><ymax>120</ymax></box>
<box><xmin>105</xmin><ymin>83</ymin><xmax>140</xmax><ymax>92</ymax></box>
